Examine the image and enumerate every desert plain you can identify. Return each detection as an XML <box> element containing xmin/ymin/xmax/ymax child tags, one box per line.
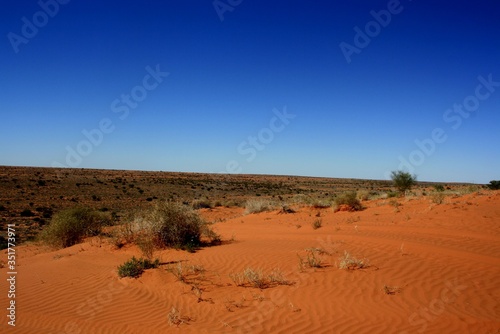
<box><xmin>0</xmin><ymin>166</ymin><xmax>499</xmax><ymax>333</ymax></box>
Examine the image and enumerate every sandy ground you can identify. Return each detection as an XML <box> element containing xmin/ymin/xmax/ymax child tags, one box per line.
<box><xmin>1</xmin><ymin>192</ymin><xmax>499</xmax><ymax>333</ymax></box>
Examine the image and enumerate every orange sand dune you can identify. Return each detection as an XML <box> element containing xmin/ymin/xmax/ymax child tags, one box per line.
<box><xmin>1</xmin><ymin>192</ymin><xmax>500</xmax><ymax>333</ymax></box>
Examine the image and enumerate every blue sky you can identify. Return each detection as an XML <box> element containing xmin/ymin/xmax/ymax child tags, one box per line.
<box><xmin>1</xmin><ymin>1</ymin><xmax>499</xmax><ymax>183</ymax></box>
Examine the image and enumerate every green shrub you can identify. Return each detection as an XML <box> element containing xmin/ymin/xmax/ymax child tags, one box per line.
<box><xmin>487</xmin><ymin>180</ymin><xmax>500</xmax><ymax>190</ymax></box>
<box><xmin>391</xmin><ymin>171</ymin><xmax>417</xmax><ymax>195</ymax></box>
<box><xmin>135</xmin><ymin>202</ymin><xmax>217</xmax><ymax>252</ymax></box>
<box><xmin>39</xmin><ymin>207</ymin><xmax>112</xmax><ymax>248</ymax></box>
<box><xmin>117</xmin><ymin>256</ymin><xmax>160</xmax><ymax>278</ymax></box>
<box><xmin>433</xmin><ymin>184</ymin><xmax>445</xmax><ymax>192</ymax></box>
<box><xmin>386</xmin><ymin>191</ymin><xmax>399</xmax><ymax>198</ymax></box>
<box><xmin>333</xmin><ymin>192</ymin><xmax>363</xmax><ymax>211</ymax></box>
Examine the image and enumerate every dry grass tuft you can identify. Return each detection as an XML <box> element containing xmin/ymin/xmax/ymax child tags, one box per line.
<box><xmin>338</xmin><ymin>251</ymin><xmax>368</xmax><ymax>270</ymax></box>
<box><xmin>167</xmin><ymin>307</ymin><xmax>190</xmax><ymax>326</ymax></box>
<box><xmin>298</xmin><ymin>248</ymin><xmax>326</xmax><ymax>270</ymax></box>
<box><xmin>311</xmin><ymin>218</ymin><xmax>322</xmax><ymax>229</ymax></box>
<box><xmin>229</xmin><ymin>267</ymin><xmax>291</xmax><ymax>288</ymax></box>
<box><xmin>244</xmin><ymin>199</ymin><xmax>274</xmax><ymax>214</ymax></box>
<box><xmin>382</xmin><ymin>284</ymin><xmax>402</xmax><ymax>295</ymax></box>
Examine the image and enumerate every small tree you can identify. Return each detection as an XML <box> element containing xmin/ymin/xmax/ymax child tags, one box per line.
<box><xmin>487</xmin><ymin>180</ymin><xmax>500</xmax><ymax>190</ymax></box>
<box><xmin>391</xmin><ymin>171</ymin><xmax>416</xmax><ymax>195</ymax></box>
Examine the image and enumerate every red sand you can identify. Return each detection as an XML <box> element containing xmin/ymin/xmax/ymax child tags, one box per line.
<box><xmin>1</xmin><ymin>191</ymin><xmax>499</xmax><ymax>333</ymax></box>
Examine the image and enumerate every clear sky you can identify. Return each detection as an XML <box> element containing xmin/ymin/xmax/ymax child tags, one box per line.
<box><xmin>1</xmin><ymin>0</ymin><xmax>499</xmax><ymax>183</ymax></box>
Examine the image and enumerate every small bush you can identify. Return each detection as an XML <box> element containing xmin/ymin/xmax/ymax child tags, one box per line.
<box><xmin>429</xmin><ymin>192</ymin><xmax>446</xmax><ymax>204</ymax></box>
<box><xmin>310</xmin><ymin>199</ymin><xmax>332</xmax><ymax>209</ymax></box>
<box><xmin>166</xmin><ymin>261</ymin><xmax>187</xmax><ymax>282</ymax></box>
<box><xmin>278</xmin><ymin>205</ymin><xmax>295</xmax><ymax>214</ymax></box>
<box><xmin>39</xmin><ymin>207</ymin><xmax>112</xmax><ymax>248</ymax></box>
<box><xmin>290</xmin><ymin>194</ymin><xmax>312</xmax><ymax>205</ymax></box>
<box><xmin>386</xmin><ymin>191</ymin><xmax>399</xmax><ymax>198</ymax></box>
<box><xmin>433</xmin><ymin>184</ymin><xmax>445</xmax><ymax>192</ymax></box>
<box><xmin>132</xmin><ymin>202</ymin><xmax>216</xmax><ymax>252</ymax></box>
<box><xmin>242</xmin><ymin>267</ymin><xmax>267</xmax><ymax>289</ymax></box>
<box><xmin>389</xmin><ymin>199</ymin><xmax>401</xmax><ymax>208</ymax></box>
<box><xmin>298</xmin><ymin>249</ymin><xmax>323</xmax><ymax>270</ymax></box>
<box><xmin>312</xmin><ymin>218</ymin><xmax>322</xmax><ymax>230</ymax></box>
<box><xmin>357</xmin><ymin>190</ymin><xmax>370</xmax><ymax>201</ymax></box>
<box><xmin>391</xmin><ymin>171</ymin><xmax>417</xmax><ymax>195</ymax></box>
<box><xmin>333</xmin><ymin>192</ymin><xmax>363</xmax><ymax>212</ymax></box>
<box><xmin>244</xmin><ymin>199</ymin><xmax>273</xmax><ymax>214</ymax></box>
<box><xmin>191</xmin><ymin>199</ymin><xmax>212</xmax><ymax>209</ymax></box>
<box><xmin>117</xmin><ymin>256</ymin><xmax>160</xmax><ymax>278</ymax></box>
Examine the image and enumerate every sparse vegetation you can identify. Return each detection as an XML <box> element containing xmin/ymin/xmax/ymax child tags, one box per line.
<box><xmin>0</xmin><ymin>166</ymin><xmax>481</xmax><ymax>252</ymax></box>
<box><xmin>357</xmin><ymin>190</ymin><xmax>370</xmax><ymax>201</ymax></box>
<box><xmin>229</xmin><ymin>267</ymin><xmax>290</xmax><ymax>288</ymax></box>
<box><xmin>117</xmin><ymin>256</ymin><xmax>160</xmax><ymax>278</ymax></box>
<box><xmin>268</xmin><ymin>268</ymin><xmax>290</xmax><ymax>286</ymax></box>
<box><xmin>278</xmin><ymin>204</ymin><xmax>295</xmax><ymax>214</ymax></box>
<box><xmin>391</xmin><ymin>170</ymin><xmax>417</xmax><ymax>195</ymax></box>
<box><xmin>130</xmin><ymin>201</ymin><xmax>219</xmax><ymax>252</ymax></box>
<box><xmin>191</xmin><ymin>199</ymin><xmax>212</xmax><ymax>209</ymax></box>
<box><xmin>240</xmin><ymin>267</ymin><xmax>267</xmax><ymax>288</ymax></box>
<box><xmin>433</xmin><ymin>184</ymin><xmax>445</xmax><ymax>192</ymax></box>
<box><xmin>333</xmin><ymin>191</ymin><xmax>363</xmax><ymax>212</ymax></box>
<box><xmin>429</xmin><ymin>191</ymin><xmax>446</xmax><ymax>204</ymax></box>
<box><xmin>389</xmin><ymin>199</ymin><xmax>401</xmax><ymax>208</ymax></box>
<box><xmin>244</xmin><ymin>199</ymin><xmax>273</xmax><ymax>214</ymax></box>
<box><xmin>167</xmin><ymin>307</ymin><xmax>183</xmax><ymax>326</ymax></box>
<box><xmin>383</xmin><ymin>284</ymin><xmax>402</xmax><ymax>295</ymax></box>
<box><xmin>386</xmin><ymin>191</ymin><xmax>399</xmax><ymax>198</ymax></box>
<box><xmin>312</xmin><ymin>218</ymin><xmax>322</xmax><ymax>229</ymax></box>
<box><xmin>298</xmin><ymin>248</ymin><xmax>325</xmax><ymax>270</ymax></box>
<box><xmin>338</xmin><ymin>251</ymin><xmax>367</xmax><ymax>270</ymax></box>
<box><xmin>39</xmin><ymin>207</ymin><xmax>112</xmax><ymax>248</ymax></box>
<box><xmin>167</xmin><ymin>261</ymin><xmax>187</xmax><ymax>282</ymax></box>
